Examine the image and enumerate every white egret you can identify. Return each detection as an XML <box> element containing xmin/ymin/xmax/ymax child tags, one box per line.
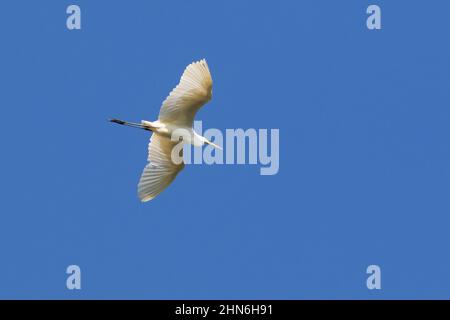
<box><xmin>110</xmin><ymin>59</ymin><xmax>221</xmax><ymax>202</ymax></box>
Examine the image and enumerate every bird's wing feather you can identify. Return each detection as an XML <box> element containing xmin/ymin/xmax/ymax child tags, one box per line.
<box><xmin>138</xmin><ymin>134</ymin><xmax>184</xmax><ymax>202</ymax></box>
<box><xmin>158</xmin><ymin>59</ymin><xmax>213</xmax><ymax>127</ymax></box>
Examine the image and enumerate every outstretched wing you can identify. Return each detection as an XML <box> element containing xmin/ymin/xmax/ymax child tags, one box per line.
<box><xmin>158</xmin><ymin>59</ymin><xmax>213</xmax><ymax>127</ymax></box>
<box><xmin>138</xmin><ymin>134</ymin><xmax>185</xmax><ymax>202</ymax></box>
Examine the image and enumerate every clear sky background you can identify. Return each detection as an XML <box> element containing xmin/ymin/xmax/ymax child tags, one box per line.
<box><xmin>0</xmin><ymin>1</ymin><xmax>449</xmax><ymax>299</ymax></box>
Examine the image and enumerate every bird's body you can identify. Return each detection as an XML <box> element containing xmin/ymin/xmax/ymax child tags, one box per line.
<box><xmin>140</xmin><ymin>120</ymin><xmax>206</xmax><ymax>147</ymax></box>
<box><xmin>110</xmin><ymin>59</ymin><xmax>220</xmax><ymax>202</ymax></box>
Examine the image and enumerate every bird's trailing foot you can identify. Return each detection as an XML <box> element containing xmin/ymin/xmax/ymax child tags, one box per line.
<box><xmin>109</xmin><ymin>118</ymin><xmax>153</xmax><ymax>131</ymax></box>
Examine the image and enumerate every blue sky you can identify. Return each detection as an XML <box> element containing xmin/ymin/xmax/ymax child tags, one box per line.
<box><xmin>0</xmin><ymin>1</ymin><xmax>449</xmax><ymax>299</ymax></box>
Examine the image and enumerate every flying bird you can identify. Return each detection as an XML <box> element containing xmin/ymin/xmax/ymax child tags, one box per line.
<box><xmin>110</xmin><ymin>59</ymin><xmax>220</xmax><ymax>202</ymax></box>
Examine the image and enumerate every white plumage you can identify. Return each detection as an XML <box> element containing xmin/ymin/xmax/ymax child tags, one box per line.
<box><xmin>158</xmin><ymin>59</ymin><xmax>213</xmax><ymax>127</ymax></box>
<box><xmin>110</xmin><ymin>59</ymin><xmax>220</xmax><ymax>202</ymax></box>
<box><xmin>138</xmin><ymin>135</ymin><xmax>185</xmax><ymax>202</ymax></box>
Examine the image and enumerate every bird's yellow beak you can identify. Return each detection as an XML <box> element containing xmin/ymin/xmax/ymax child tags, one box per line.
<box><xmin>205</xmin><ymin>139</ymin><xmax>223</xmax><ymax>150</ymax></box>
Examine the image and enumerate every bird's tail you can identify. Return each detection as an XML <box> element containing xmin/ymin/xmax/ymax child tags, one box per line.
<box><xmin>109</xmin><ymin>118</ymin><xmax>154</xmax><ymax>131</ymax></box>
